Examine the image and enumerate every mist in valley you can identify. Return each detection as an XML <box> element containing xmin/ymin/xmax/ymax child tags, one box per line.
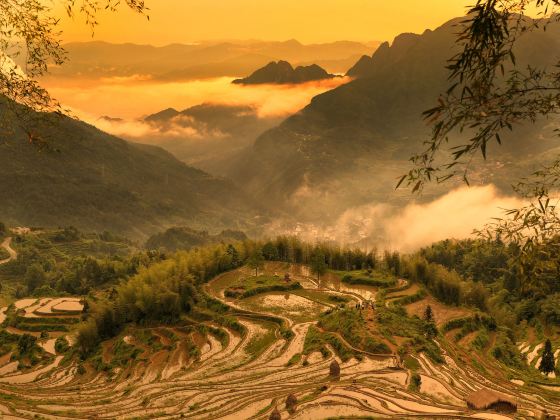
<box><xmin>4</xmin><ymin>3</ymin><xmax>560</xmax><ymax>419</ymax></box>
<box><xmin>264</xmin><ymin>184</ymin><xmax>524</xmax><ymax>253</ymax></box>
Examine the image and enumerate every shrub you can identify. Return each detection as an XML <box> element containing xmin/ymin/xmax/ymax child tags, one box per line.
<box><xmin>240</xmin><ymin>282</ymin><xmax>302</xmax><ymax>299</ymax></box>
<box><xmin>471</xmin><ymin>330</ymin><xmax>489</xmax><ymax>351</ymax></box>
<box><xmin>342</xmin><ymin>275</ymin><xmax>396</xmax><ymax>288</ymax></box>
<box><xmin>391</xmin><ymin>290</ymin><xmax>427</xmax><ymax>306</ymax></box>
<box><xmin>409</xmin><ymin>373</ymin><xmax>422</xmax><ymax>391</ymax></box>
<box><xmin>55</xmin><ymin>336</ymin><xmax>70</xmax><ymax>353</ymax></box>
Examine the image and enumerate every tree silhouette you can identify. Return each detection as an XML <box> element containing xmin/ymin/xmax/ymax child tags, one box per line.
<box><xmin>247</xmin><ymin>248</ymin><xmax>265</xmax><ymax>276</ymax></box>
<box><xmin>423</xmin><ymin>305</ymin><xmax>434</xmax><ymax>323</ymax></box>
<box><xmin>539</xmin><ymin>339</ymin><xmax>556</xmax><ymax>375</ymax></box>
<box><xmin>310</xmin><ymin>251</ymin><xmax>327</xmax><ymax>281</ymax></box>
<box><xmin>0</xmin><ymin>1</ymin><xmax>148</xmax><ymax>137</ymax></box>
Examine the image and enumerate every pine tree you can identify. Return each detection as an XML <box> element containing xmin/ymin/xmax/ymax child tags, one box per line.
<box><xmin>423</xmin><ymin>305</ymin><xmax>434</xmax><ymax>323</ymax></box>
<box><xmin>539</xmin><ymin>339</ymin><xmax>556</xmax><ymax>375</ymax></box>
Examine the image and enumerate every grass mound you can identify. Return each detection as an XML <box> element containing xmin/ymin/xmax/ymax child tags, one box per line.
<box><xmin>318</xmin><ymin>308</ymin><xmax>391</xmax><ymax>354</ymax></box>
<box><xmin>336</xmin><ymin>269</ymin><xmax>397</xmax><ymax>288</ymax></box>
<box><xmin>224</xmin><ymin>274</ymin><xmax>302</xmax><ymax>299</ymax></box>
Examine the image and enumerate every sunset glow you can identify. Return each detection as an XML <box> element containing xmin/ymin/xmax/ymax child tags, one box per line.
<box><xmin>53</xmin><ymin>0</ymin><xmax>469</xmax><ymax>44</ymax></box>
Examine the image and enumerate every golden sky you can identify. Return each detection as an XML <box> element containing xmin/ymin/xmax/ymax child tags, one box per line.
<box><xmin>53</xmin><ymin>0</ymin><xmax>470</xmax><ymax>45</ymax></box>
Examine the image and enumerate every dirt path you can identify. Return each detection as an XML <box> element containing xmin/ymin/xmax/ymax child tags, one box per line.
<box><xmin>0</xmin><ymin>237</ymin><xmax>16</xmax><ymax>264</ymax></box>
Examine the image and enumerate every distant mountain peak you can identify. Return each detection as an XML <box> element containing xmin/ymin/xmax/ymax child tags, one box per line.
<box><xmin>98</xmin><ymin>115</ymin><xmax>124</xmax><ymax>123</ymax></box>
<box><xmin>232</xmin><ymin>60</ymin><xmax>336</xmax><ymax>85</ymax></box>
<box><xmin>144</xmin><ymin>107</ymin><xmax>180</xmax><ymax>122</ymax></box>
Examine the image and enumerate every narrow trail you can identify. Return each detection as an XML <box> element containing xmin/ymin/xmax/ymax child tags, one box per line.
<box><xmin>0</xmin><ymin>237</ymin><xmax>16</xmax><ymax>264</ymax></box>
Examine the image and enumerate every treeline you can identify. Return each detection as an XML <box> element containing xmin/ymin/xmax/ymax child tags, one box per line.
<box><xmin>260</xmin><ymin>236</ymin><xmax>379</xmax><ymax>271</ymax></box>
<box><xmin>402</xmin><ymin>256</ymin><xmax>488</xmax><ymax>310</ymax></box>
<box><xmin>0</xmin><ymin>227</ymin><xmax>150</xmax><ymax>297</ymax></box>
<box><xmin>76</xmin><ymin>236</ymin><xmax>384</xmax><ymax>357</ymax></box>
<box><xmin>411</xmin><ymin>238</ymin><xmax>560</xmax><ymax>329</ymax></box>
<box><xmin>420</xmin><ymin>238</ymin><xmax>511</xmax><ymax>285</ymax></box>
<box><xmin>76</xmin><ymin>243</ymin><xmax>247</xmax><ymax>356</ymax></box>
<box><xmin>4</xmin><ymin>247</ymin><xmax>163</xmax><ymax>298</ymax></box>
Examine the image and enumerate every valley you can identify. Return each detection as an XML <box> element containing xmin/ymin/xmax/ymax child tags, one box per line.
<box><xmin>3</xmin><ymin>2</ymin><xmax>560</xmax><ymax>419</ymax></box>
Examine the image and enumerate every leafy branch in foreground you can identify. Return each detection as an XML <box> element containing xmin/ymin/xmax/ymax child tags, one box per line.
<box><xmin>398</xmin><ymin>0</ymin><xmax>560</xmax><ymax>256</ymax></box>
<box><xmin>398</xmin><ymin>0</ymin><xmax>560</xmax><ymax>193</ymax></box>
<box><xmin>0</xmin><ymin>0</ymin><xmax>148</xmax><ymax>138</ymax></box>
<box><xmin>476</xmin><ymin>158</ymin><xmax>560</xmax><ymax>257</ymax></box>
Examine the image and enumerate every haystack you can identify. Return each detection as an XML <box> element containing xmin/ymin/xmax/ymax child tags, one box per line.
<box><xmin>269</xmin><ymin>406</ymin><xmax>281</xmax><ymax>420</ymax></box>
<box><xmin>285</xmin><ymin>393</ymin><xmax>297</xmax><ymax>412</ymax></box>
<box><xmin>329</xmin><ymin>360</ymin><xmax>340</xmax><ymax>377</ymax></box>
<box><xmin>466</xmin><ymin>389</ymin><xmax>517</xmax><ymax>414</ymax></box>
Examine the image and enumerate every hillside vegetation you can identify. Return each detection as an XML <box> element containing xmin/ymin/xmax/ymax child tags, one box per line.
<box><xmin>0</xmin><ymin>102</ymin><xmax>263</xmax><ymax>239</ymax></box>
<box><xmin>0</xmin><ymin>224</ymin><xmax>559</xmax><ymax>418</ymax></box>
<box><xmin>145</xmin><ymin>227</ymin><xmax>247</xmax><ymax>252</ymax></box>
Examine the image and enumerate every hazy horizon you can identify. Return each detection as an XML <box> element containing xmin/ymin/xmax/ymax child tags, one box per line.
<box><xmin>51</xmin><ymin>0</ymin><xmax>469</xmax><ymax>45</ymax></box>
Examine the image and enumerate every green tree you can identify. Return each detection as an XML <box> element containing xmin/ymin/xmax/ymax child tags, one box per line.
<box><xmin>503</xmin><ymin>264</ymin><xmax>521</xmax><ymax>292</ymax></box>
<box><xmin>76</xmin><ymin>320</ymin><xmax>100</xmax><ymax>357</ymax></box>
<box><xmin>409</xmin><ymin>372</ymin><xmax>422</xmax><ymax>391</ymax></box>
<box><xmin>423</xmin><ymin>305</ymin><xmax>434</xmax><ymax>323</ymax></box>
<box><xmin>539</xmin><ymin>339</ymin><xmax>556</xmax><ymax>375</ymax></box>
<box><xmin>310</xmin><ymin>251</ymin><xmax>327</xmax><ymax>281</ymax></box>
<box><xmin>262</xmin><ymin>242</ymin><xmax>279</xmax><ymax>261</ymax></box>
<box><xmin>18</xmin><ymin>334</ymin><xmax>37</xmax><ymax>355</ymax></box>
<box><xmin>423</xmin><ymin>305</ymin><xmax>438</xmax><ymax>339</ymax></box>
<box><xmin>25</xmin><ymin>263</ymin><xmax>46</xmax><ymax>293</ymax></box>
<box><xmin>226</xmin><ymin>244</ymin><xmax>241</xmax><ymax>267</ymax></box>
<box><xmin>247</xmin><ymin>248</ymin><xmax>265</xmax><ymax>276</ymax></box>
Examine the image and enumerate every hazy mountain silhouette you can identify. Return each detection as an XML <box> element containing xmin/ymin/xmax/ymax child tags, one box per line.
<box><xmin>232</xmin><ymin>61</ymin><xmax>336</xmax><ymax>85</ymax></box>
<box><xmin>41</xmin><ymin>40</ymin><xmax>379</xmax><ymax>81</ymax></box>
<box><xmin>137</xmin><ymin>103</ymin><xmax>282</xmax><ymax>174</ymax></box>
<box><xmin>225</xmin><ymin>18</ymin><xmax>560</xmax><ymax>221</ymax></box>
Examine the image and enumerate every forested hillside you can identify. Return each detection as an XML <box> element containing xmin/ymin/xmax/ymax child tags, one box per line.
<box><xmin>0</xmin><ymin>104</ymin><xmax>264</xmax><ymax>239</ymax></box>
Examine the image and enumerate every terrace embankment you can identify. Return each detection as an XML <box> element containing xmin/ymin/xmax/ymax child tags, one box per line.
<box><xmin>0</xmin><ymin>263</ymin><xmax>558</xmax><ymax>418</ymax></box>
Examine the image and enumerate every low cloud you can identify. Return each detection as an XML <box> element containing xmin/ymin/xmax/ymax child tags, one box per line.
<box><xmin>93</xmin><ymin>116</ymin><xmax>217</xmax><ymax>141</ymax></box>
<box><xmin>274</xmin><ymin>185</ymin><xmax>524</xmax><ymax>253</ymax></box>
<box><xmin>42</xmin><ymin>76</ymin><xmax>351</xmax><ymax>120</ymax></box>
<box><xmin>378</xmin><ymin>185</ymin><xmax>522</xmax><ymax>251</ymax></box>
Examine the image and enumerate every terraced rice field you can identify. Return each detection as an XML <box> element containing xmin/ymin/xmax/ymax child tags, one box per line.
<box><xmin>0</xmin><ymin>265</ymin><xmax>558</xmax><ymax>419</ymax></box>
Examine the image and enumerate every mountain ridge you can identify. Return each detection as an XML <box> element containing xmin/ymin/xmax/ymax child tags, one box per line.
<box><xmin>224</xmin><ymin>17</ymin><xmax>560</xmax><ymax>221</ymax></box>
<box><xmin>232</xmin><ymin>60</ymin><xmax>336</xmax><ymax>85</ymax></box>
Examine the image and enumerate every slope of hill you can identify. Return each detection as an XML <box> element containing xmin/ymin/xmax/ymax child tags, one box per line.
<box><xmin>0</xmin><ymin>105</ymin><xmax>264</xmax><ymax>239</ymax></box>
<box><xmin>225</xmin><ymin>18</ymin><xmax>560</xmax><ymax>221</ymax></box>
<box><xmin>232</xmin><ymin>61</ymin><xmax>336</xmax><ymax>85</ymax></box>
<box><xmin>145</xmin><ymin>227</ymin><xmax>247</xmax><ymax>251</ymax></box>
<box><xmin>140</xmin><ymin>103</ymin><xmax>282</xmax><ymax>174</ymax></box>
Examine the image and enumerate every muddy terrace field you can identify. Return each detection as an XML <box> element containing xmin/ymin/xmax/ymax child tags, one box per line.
<box><xmin>0</xmin><ymin>263</ymin><xmax>559</xmax><ymax>419</ymax></box>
